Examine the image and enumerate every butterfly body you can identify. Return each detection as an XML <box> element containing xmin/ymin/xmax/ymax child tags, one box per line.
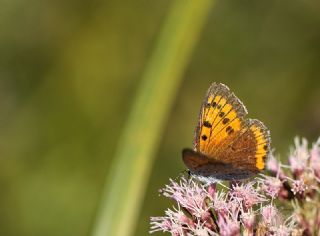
<box><xmin>183</xmin><ymin>148</ymin><xmax>258</xmax><ymax>180</ymax></box>
<box><xmin>182</xmin><ymin>83</ymin><xmax>271</xmax><ymax>181</ymax></box>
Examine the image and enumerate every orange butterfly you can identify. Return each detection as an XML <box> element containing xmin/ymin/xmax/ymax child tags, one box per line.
<box><xmin>182</xmin><ymin>83</ymin><xmax>271</xmax><ymax>181</ymax></box>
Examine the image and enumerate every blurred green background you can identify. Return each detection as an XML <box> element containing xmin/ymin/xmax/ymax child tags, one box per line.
<box><xmin>1</xmin><ymin>0</ymin><xmax>320</xmax><ymax>235</ymax></box>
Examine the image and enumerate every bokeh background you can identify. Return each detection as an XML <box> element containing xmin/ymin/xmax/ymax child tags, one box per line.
<box><xmin>1</xmin><ymin>0</ymin><xmax>320</xmax><ymax>235</ymax></box>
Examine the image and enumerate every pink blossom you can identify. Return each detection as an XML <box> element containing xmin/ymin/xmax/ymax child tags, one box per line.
<box><xmin>269</xmin><ymin>214</ymin><xmax>297</xmax><ymax>236</ymax></box>
<box><xmin>310</xmin><ymin>138</ymin><xmax>320</xmax><ymax>180</ymax></box>
<box><xmin>211</xmin><ymin>191</ymin><xmax>230</xmax><ymax>217</ymax></box>
<box><xmin>150</xmin><ymin>206</ymin><xmax>194</xmax><ymax>235</ymax></box>
<box><xmin>207</xmin><ymin>183</ymin><xmax>216</xmax><ymax>199</ymax></box>
<box><xmin>261</xmin><ymin>204</ymin><xmax>281</xmax><ymax>226</ymax></box>
<box><xmin>266</xmin><ymin>155</ymin><xmax>287</xmax><ymax>180</ymax></box>
<box><xmin>289</xmin><ymin>137</ymin><xmax>309</xmax><ymax>176</ymax></box>
<box><xmin>161</xmin><ymin>177</ymin><xmax>209</xmax><ymax>218</ymax></box>
<box><xmin>217</xmin><ymin>214</ymin><xmax>240</xmax><ymax>236</ymax></box>
<box><xmin>266</xmin><ymin>154</ymin><xmax>280</xmax><ymax>173</ymax></box>
<box><xmin>241</xmin><ymin>210</ymin><xmax>255</xmax><ymax>234</ymax></box>
<box><xmin>258</xmin><ymin>175</ymin><xmax>282</xmax><ymax>198</ymax></box>
<box><xmin>150</xmin><ymin>136</ymin><xmax>320</xmax><ymax>235</ymax></box>
<box><xmin>290</xmin><ymin>179</ymin><xmax>307</xmax><ymax>195</ymax></box>
<box><xmin>150</xmin><ymin>176</ymin><xmax>300</xmax><ymax>235</ymax></box>
<box><xmin>189</xmin><ymin>222</ymin><xmax>218</xmax><ymax>236</ymax></box>
<box><xmin>269</xmin><ymin>225</ymin><xmax>291</xmax><ymax>236</ymax></box>
<box><xmin>230</xmin><ymin>182</ymin><xmax>266</xmax><ymax>209</ymax></box>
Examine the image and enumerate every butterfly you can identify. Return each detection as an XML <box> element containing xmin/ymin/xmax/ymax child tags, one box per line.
<box><xmin>182</xmin><ymin>83</ymin><xmax>271</xmax><ymax>181</ymax></box>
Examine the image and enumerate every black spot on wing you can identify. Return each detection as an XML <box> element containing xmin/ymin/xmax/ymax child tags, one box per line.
<box><xmin>203</xmin><ymin>121</ymin><xmax>212</xmax><ymax>128</ymax></box>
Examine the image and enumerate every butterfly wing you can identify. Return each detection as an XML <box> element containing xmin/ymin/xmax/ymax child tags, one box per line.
<box><xmin>183</xmin><ymin>83</ymin><xmax>271</xmax><ymax>179</ymax></box>
<box><xmin>193</xmin><ymin>83</ymin><xmax>247</xmax><ymax>153</ymax></box>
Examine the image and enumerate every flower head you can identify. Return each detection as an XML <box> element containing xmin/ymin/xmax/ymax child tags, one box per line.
<box><xmin>150</xmin><ymin>206</ymin><xmax>194</xmax><ymax>235</ymax></box>
<box><xmin>290</xmin><ymin>179</ymin><xmax>307</xmax><ymax>195</ymax></box>
<box><xmin>310</xmin><ymin>137</ymin><xmax>320</xmax><ymax>180</ymax></box>
<box><xmin>241</xmin><ymin>209</ymin><xmax>255</xmax><ymax>233</ymax></box>
<box><xmin>217</xmin><ymin>214</ymin><xmax>240</xmax><ymax>236</ymax></box>
<box><xmin>289</xmin><ymin>137</ymin><xmax>309</xmax><ymax>176</ymax></box>
<box><xmin>150</xmin><ymin>176</ymin><xmax>298</xmax><ymax>235</ymax></box>
<box><xmin>150</xmin><ymin>137</ymin><xmax>320</xmax><ymax>235</ymax></box>
<box><xmin>230</xmin><ymin>181</ymin><xmax>266</xmax><ymax>209</ymax></box>
<box><xmin>258</xmin><ymin>175</ymin><xmax>282</xmax><ymax>198</ymax></box>
<box><xmin>161</xmin><ymin>177</ymin><xmax>209</xmax><ymax>219</ymax></box>
<box><xmin>266</xmin><ymin>154</ymin><xmax>287</xmax><ymax>180</ymax></box>
<box><xmin>261</xmin><ymin>204</ymin><xmax>280</xmax><ymax>226</ymax></box>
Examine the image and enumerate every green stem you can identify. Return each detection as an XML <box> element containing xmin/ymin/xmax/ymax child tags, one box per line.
<box><xmin>91</xmin><ymin>0</ymin><xmax>214</xmax><ymax>235</ymax></box>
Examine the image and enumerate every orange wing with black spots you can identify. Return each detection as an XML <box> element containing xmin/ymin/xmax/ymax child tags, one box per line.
<box><xmin>194</xmin><ymin>83</ymin><xmax>247</xmax><ymax>154</ymax></box>
<box><xmin>183</xmin><ymin>83</ymin><xmax>271</xmax><ymax>180</ymax></box>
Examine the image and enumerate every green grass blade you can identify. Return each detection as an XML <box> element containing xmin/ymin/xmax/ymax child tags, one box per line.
<box><xmin>91</xmin><ymin>0</ymin><xmax>215</xmax><ymax>235</ymax></box>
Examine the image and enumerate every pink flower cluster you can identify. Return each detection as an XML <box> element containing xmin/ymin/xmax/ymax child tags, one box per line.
<box><xmin>266</xmin><ymin>137</ymin><xmax>320</xmax><ymax>235</ymax></box>
<box><xmin>150</xmin><ymin>137</ymin><xmax>320</xmax><ymax>236</ymax></box>
<box><xmin>150</xmin><ymin>177</ymin><xmax>296</xmax><ymax>236</ymax></box>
